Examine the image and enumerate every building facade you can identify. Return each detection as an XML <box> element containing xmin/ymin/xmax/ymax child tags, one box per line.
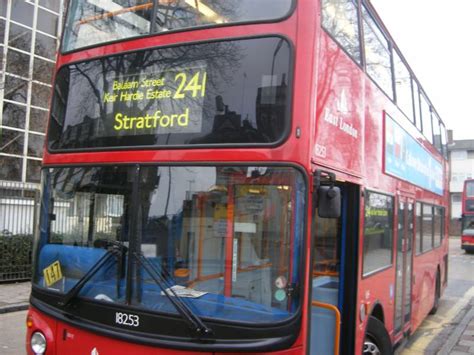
<box><xmin>0</xmin><ymin>0</ymin><xmax>64</xmax><ymax>186</ymax></box>
<box><xmin>448</xmin><ymin>133</ymin><xmax>474</xmax><ymax>235</ymax></box>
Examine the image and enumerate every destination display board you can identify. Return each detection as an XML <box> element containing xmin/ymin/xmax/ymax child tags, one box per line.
<box><xmin>48</xmin><ymin>37</ymin><xmax>292</xmax><ymax>151</ymax></box>
<box><xmin>106</xmin><ymin>66</ymin><xmax>207</xmax><ymax>134</ymax></box>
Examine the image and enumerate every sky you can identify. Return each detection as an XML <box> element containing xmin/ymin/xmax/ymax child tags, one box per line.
<box><xmin>370</xmin><ymin>0</ymin><xmax>474</xmax><ymax>140</ymax></box>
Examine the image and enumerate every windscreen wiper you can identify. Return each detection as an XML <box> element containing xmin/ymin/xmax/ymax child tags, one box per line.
<box><xmin>59</xmin><ymin>241</ymin><xmax>127</xmax><ymax>307</ymax></box>
<box><xmin>133</xmin><ymin>252</ymin><xmax>213</xmax><ymax>339</ymax></box>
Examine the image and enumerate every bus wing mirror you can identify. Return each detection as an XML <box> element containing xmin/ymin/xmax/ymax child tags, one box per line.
<box><xmin>317</xmin><ymin>186</ymin><xmax>341</xmax><ymax>218</ymax></box>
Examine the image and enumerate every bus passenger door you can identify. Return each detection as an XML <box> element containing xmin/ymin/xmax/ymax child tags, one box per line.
<box><xmin>310</xmin><ymin>182</ymin><xmax>359</xmax><ymax>355</ymax></box>
<box><xmin>394</xmin><ymin>198</ymin><xmax>414</xmax><ymax>337</ymax></box>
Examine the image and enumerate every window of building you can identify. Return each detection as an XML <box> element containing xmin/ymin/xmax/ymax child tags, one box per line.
<box><xmin>2</xmin><ymin>102</ymin><xmax>26</xmax><ymax>129</ymax></box>
<box><xmin>37</xmin><ymin>8</ymin><xmax>58</xmax><ymax>35</ymax></box>
<box><xmin>363</xmin><ymin>191</ymin><xmax>394</xmax><ymax>275</ymax></box>
<box><xmin>33</xmin><ymin>58</ymin><xmax>54</xmax><ymax>84</ymax></box>
<box><xmin>322</xmin><ymin>0</ymin><xmax>361</xmax><ymax>64</ymax></box>
<box><xmin>39</xmin><ymin>0</ymin><xmax>61</xmax><ymax>13</ymax></box>
<box><xmin>6</xmin><ymin>49</ymin><xmax>31</xmax><ymax>78</ymax></box>
<box><xmin>452</xmin><ymin>194</ymin><xmax>462</xmax><ymax>203</ymax></box>
<box><xmin>0</xmin><ymin>20</ymin><xmax>5</xmax><ymax>41</ymax></box>
<box><xmin>4</xmin><ymin>75</ymin><xmax>29</xmax><ymax>104</ymax></box>
<box><xmin>35</xmin><ymin>32</ymin><xmax>57</xmax><ymax>60</ymax></box>
<box><xmin>26</xmin><ymin>159</ymin><xmax>41</xmax><ymax>183</ymax></box>
<box><xmin>8</xmin><ymin>24</ymin><xmax>32</xmax><ymax>53</ymax></box>
<box><xmin>451</xmin><ymin>151</ymin><xmax>467</xmax><ymax>160</ymax></box>
<box><xmin>27</xmin><ymin>133</ymin><xmax>45</xmax><ymax>158</ymax></box>
<box><xmin>0</xmin><ymin>128</ymin><xmax>25</xmax><ymax>156</ymax></box>
<box><xmin>11</xmin><ymin>1</ymin><xmax>34</xmax><ymax>27</ymax></box>
<box><xmin>0</xmin><ymin>0</ymin><xmax>61</xmax><ymax>185</ymax></box>
<box><xmin>31</xmin><ymin>83</ymin><xmax>51</xmax><ymax>108</ymax></box>
<box><xmin>0</xmin><ymin>2</ymin><xmax>6</xmax><ymax>18</ymax></box>
<box><xmin>362</xmin><ymin>5</ymin><xmax>393</xmax><ymax>99</ymax></box>
<box><xmin>0</xmin><ymin>156</ymin><xmax>23</xmax><ymax>181</ymax></box>
<box><xmin>29</xmin><ymin>108</ymin><xmax>48</xmax><ymax>133</ymax></box>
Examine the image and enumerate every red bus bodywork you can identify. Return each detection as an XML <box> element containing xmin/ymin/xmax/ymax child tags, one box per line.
<box><xmin>461</xmin><ymin>179</ymin><xmax>474</xmax><ymax>252</ymax></box>
<box><xmin>27</xmin><ymin>1</ymin><xmax>449</xmax><ymax>354</ymax></box>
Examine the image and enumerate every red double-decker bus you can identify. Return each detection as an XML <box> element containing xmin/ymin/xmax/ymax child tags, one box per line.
<box><xmin>461</xmin><ymin>179</ymin><xmax>474</xmax><ymax>252</ymax></box>
<box><xmin>27</xmin><ymin>1</ymin><xmax>449</xmax><ymax>354</ymax></box>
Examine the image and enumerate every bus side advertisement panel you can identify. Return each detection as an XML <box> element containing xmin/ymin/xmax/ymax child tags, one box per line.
<box><xmin>384</xmin><ymin>114</ymin><xmax>443</xmax><ymax>196</ymax></box>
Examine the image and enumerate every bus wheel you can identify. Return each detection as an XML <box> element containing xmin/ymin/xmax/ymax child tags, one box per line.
<box><xmin>429</xmin><ymin>271</ymin><xmax>440</xmax><ymax>315</ymax></box>
<box><xmin>363</xmin><ymin>316</ymin><xmax>392</xmax><ymax>355</ymax></box>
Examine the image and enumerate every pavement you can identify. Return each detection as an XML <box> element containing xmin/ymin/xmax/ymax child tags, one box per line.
<box><xmin>0</xmin><ymin>281</ymin><xmax>30</xmax><ymax>314</ymax></box>
<box><xmin>1</xmin><ymin>282</ymin><xmax>474</xmax><ymax>354</ymax></box>
<box><xmin>438</xmin><ymin>298</ymin><xmax>474</xmax><ymax>355</ymax></box>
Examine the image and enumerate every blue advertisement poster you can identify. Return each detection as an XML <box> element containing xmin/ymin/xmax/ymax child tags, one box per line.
<box><xmin>385</xmin><ymin>115</ymin><xmax>443</xmax><ymax>195</ymax></box>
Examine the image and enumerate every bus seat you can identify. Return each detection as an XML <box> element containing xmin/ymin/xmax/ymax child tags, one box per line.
<box><xmin>38</xmin><ymin>244</ymin><xmax>110</xmax><ymax>280</ymax></box>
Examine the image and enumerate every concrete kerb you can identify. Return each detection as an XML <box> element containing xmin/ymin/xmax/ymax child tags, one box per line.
<box><xmin>437</xmin><ymin>300</ymin><xmax>474</xmax><ymax>355</ymax></box>
<box><xmin>0</xmin><ymin>303</ymin><xmax>29</xmax><ymax>314</ymax></box>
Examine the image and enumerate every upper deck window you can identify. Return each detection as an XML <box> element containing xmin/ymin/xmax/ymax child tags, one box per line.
<box><xmin>412</xmin><ymin>81</ymin><xmax>422</xmax><ymax>132</ymax></box>
<box><xmin>48</xmin><ymin>37</ymin><xmax>292</xmax><ymax>151</ymax></box>
<box><xmin>432</xmin><ymin>111</ymin><xmax>442</xmax><ymax>154</ymax></box>
<box><xmin>440</xmin><ymin>123</ymin><xmax>447</xmax><ymax>159</ymax></box>
<box><xmin>393</xmin><ymin>51</ymin><xmax>413</xmax><ymax>123</ymax></box>
<box><xmin>420</xmin><ymin>93</ymin><xmax>433</xmax><ymax>144</ymax></box>
<box><xmin>361</xmin><ymin>5</ymin><xmax>393</xmax><ymax>99</ymax></box>
<box><xmin>62</xmin><ymin>0</ymin><xmax>293</xmax><ymax>52</ymax></box>
<box><xmin>321</xmin><ymin>0</ymin><xmax>361</xmax><ymax>64</ymax></box>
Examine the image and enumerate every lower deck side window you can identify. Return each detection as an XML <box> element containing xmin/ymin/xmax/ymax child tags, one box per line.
<box><xmin>362</xmin><ymin>191</ymin><xmax>393</xmax><ymax>275</ymax></box>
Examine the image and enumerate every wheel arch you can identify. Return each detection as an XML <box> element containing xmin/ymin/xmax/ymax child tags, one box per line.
<box><xmin>370</xmin><ymin>301</ymin><xmax>385</xmax><ymax>325</ymax></box>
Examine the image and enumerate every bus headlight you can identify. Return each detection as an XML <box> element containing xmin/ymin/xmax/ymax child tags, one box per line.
<box><xmin>31</xmin><ymin>332</ymin><xmax>46</xmax><ymax>354</ymax></box>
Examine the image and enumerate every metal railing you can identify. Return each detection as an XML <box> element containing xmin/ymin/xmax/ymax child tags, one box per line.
<box><xmin>0</xmin><ymin>181</ymin><xmax>40</xmax><ymax>282</ymax></box>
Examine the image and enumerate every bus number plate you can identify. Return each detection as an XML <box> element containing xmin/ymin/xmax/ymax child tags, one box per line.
<box><xmin>43</xmin><ymin>260</ymin><xmax>63</xmax><ymax>287</ymax></box>
<box><xmin>115</xmin><ymin>312</ymin><xmax>140</xmax><ymax>327</ymax></box>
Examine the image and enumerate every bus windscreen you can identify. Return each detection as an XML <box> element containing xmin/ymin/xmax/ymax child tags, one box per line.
<box><xmin>62</xmin><ymin>0</ymin><xmax>293</xmax><ymax>52</ymax></box>
<box><xmin>48</xmin><ymin>37</ymin><xmax>291</xmax><ymax>151</ymax></box>
<box><xmin>466</xmin><ymin>181</ymin><xmax>474</xmax><ymax>198</ymax></box>
<box><xmin>33</xmin><ymin>165</ymin><xmax>305</xmax><ymax>326</ymax></box>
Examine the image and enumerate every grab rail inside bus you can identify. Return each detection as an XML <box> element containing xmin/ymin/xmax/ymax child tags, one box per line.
<box><xmin>311</xmin><ymin>301</ymin><xmax>341</xmax><ymax>355</ymax></box>
<box><xmin>78</xmin><ymin>2</ymin><xmax>154</xmax><ymax>25</ymax></box>
<box><xmin>77</xmin><ymin>0</ymin><xmax>224</xmax><ymax>26</ymax></box>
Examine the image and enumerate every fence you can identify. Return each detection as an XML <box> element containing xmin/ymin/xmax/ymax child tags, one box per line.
<box><xmin>0</xmin><ymin>181</ymin><xmax>40</xmax><ymax>282</ymax></box>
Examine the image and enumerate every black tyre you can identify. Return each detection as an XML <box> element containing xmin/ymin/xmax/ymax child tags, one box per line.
<box><xmin>363</xmin><ymin>316</ymin><xmax>392</xmax><ymax>355</ymax></box>
<box><xmin>429</xmin><ymin>271</ymin><xmax>440</xmax><ymax>315</ymax></box>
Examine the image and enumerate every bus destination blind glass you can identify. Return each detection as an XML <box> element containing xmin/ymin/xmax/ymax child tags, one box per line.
<box><xmin>48</xmin><ymin>37</ymin><xmax>291</xmax><ymax>150</ymax></box>
<box><xmin>108</xmin><ymin>65</ymin><xmax>208</xmax><ymax>134</ymax></box>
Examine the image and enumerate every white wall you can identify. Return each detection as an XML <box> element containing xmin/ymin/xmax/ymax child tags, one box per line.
<box><xmin>450</xmin><ymin>150</ymin><xmax>474</xmax><ymax>192</ymax></box>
